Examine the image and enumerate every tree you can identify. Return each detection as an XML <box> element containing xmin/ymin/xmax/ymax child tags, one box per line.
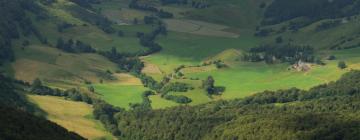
<box><xmin>22</xmin><ymin>40</ymin><xmax>30</xmax><ymax>47</ymax></box>
<box><xmin>338</xmin><ymin>61</ymin><xmax>347</xmax><ymax>69</ymax></box>
<box><xmin>88</xmin><ymin>86</ymin><xmax>95</xmax><ymax>93</ymax></box>
<box><xmin>32</xmin><ymin>78</ymin><xmax>42</xmax><ymax>89</ymax></box>
<box><xmin>328</xmin><ymin>55</ymin><xmax>336</xmax><ymax>60</ymax></box>
<box><xmin>117</xmin><ymin>30</ymin><xmax>124</xmax><ymax>37</ymax></box>
<box><xmin>56</xmin><ymin>38</ymin><xmax>64</xmax><ymax>49</ymax></box>
<box><xmin>275</xmin><ymin>36</ymin><xmax>283</xmax><ymax>43</ymax></box>
<box><xmin>133</xmin><ymin>18</ymin><xmax>138</xmax><ymax>24</ymax></box>
<box><xmin>203</xmin><ymin>76</ymin><xmax>215</xmax><ymax>94</ymax></box>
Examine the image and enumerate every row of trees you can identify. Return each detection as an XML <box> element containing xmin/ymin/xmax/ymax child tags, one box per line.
<box><xmin>158</xmin><ymin>0</ymin><xmax>209</xmax><ymax>9</ymax></box>
<box><xmin>30</xmin><ymin>78</ymin><xmax>94</xmax><ymax>104</ymax></box>
<box><xmin>159</xmin><ymin>0</ymin><xmax>188</xmax><ymax>5</ymax></box>
<box><xmin>202</xmin><ymin>76</ymin><xmax>225</xmax><ymax>96</ymax></box>
<box><xmin>57</xmin><ymin>22</ymin><xmax>75</xmax><ymax>32</ymax></box>
<box><xmin>244</xmin><ymin>44</ymin><xmax>315</xmax><ymax>64</ymax></box>
<box><xmin>100</xmin><ymin>47</ymin><xmax>144</xmax><ymax>73</ymax></box>
<box><xmin>56</xmin><ymin>38</ymin><xmax>96</xmax><ymax>53</ymax></box>
<box><xmin>137</xmin><ymin>73</ymin><xmax>194</xmax><ymax>104</ymax></box>
<box><xmin>163</xmin><ymin>94</ymin><xmax>192</xmax><ymax>104</ymax></box>
<box><xmin>69</xmin><ymin>0</ymin><xmax>103</xmax><ymax>10</ymax></box>
<box><xmin>129</xmin><ymin>0</ymin><xmax>174</xmax><ymax>18</ymax></box>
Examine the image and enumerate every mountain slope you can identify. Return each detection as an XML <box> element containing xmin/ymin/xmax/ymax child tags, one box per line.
<box><xmin>0</xmin><ymin>75</ymin><xmax>85</xmax><ymax>140</ymax></box>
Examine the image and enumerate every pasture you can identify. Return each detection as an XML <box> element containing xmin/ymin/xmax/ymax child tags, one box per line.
<box><xmin>164</xmin><ymin>19</ymin><xmax>239</xmax><ymax>38</ymax></box>
<box><xmin>187</xmin><ymin>61</ymin><xmax>347</xmax><ymax>99</ymax></box>
<box><xmin>12</xmin><ymin>45</ymin><xmax>118</xmax><ymax>87</ymax></box>
<box><xmin>143</xmin><ymin>30</ymin><xmax>360</xmax><ymax>106</ymax></box>
<box><xmin>28</xmin><ymin>95</ymin><xmax>114</xmax><ymax>140</ymax></box>
<box><xmin>144</xmin><ymin>32</ymin><xmax>259</xmax><ymax>73</ymax></box>
<box><xmin>93</xmin><ymin>78</ymin><xmax>149</xmax><ymax>109</ymax></box>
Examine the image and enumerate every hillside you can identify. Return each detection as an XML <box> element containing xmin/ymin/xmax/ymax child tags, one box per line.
<box><xmin>2</xmin><ymin>0</ymin><xmax>360</xmax><ymax>139</ymax></box>
<box><xmin>0</xmin><ymin>75</ymin><xmax>85</xmax><ymax>140</ymax></box>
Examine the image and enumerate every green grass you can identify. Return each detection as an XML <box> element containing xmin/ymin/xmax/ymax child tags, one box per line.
<box><xmin>185</xmin><ymin>0</ymin><xmax>269</xmax><ymax>30</ymax></box>
<box><xmin>34</xmin><ymin>19</ymin><xmax>146</xmax><ymax>53</ymax></box>
<box><xmin>146</xmin><ymin>45</ymin><xmax>360</xmax><ymax>107</ymax></box>
<box><xmin>33</xmin><ymin>0</ymin><xmax>150</xmax><ymax>53</ymax></box>
<box><xmin>94</xmin><ymin>84</ymin><xmax>148</xmax><ymax>109</ymax></box>
<box><xmin>12</xmin><ymin>45</ymin><xmax>118</xmax><ymax>88</ymax></box>
<box><xmin>188</xmin><ymin>61</ymin><xmax>347</xmax><ymax>99</ymax></box>
<box><xmin>261</xmin><ymin>15</ymin><xmax>360</xmax><ymax>50</ymax></box>
<box><xmin>164</xmin><ymin>19</ymin><xmax>239</xmax><ymax>38</ymax></box>
<box><xmin>149</xmin><ymin>95</ymin><xmax>179</xmax><ymax>109</ymax></box>
<box><xmin>145</xmin><ymin>32</ymin><xmax>260</xmax><ymax>73</ymax></box>
<box><xmin>94</xmin><ymin>0</ymin><xmax>150</xmax><ymax>24</ymax></box>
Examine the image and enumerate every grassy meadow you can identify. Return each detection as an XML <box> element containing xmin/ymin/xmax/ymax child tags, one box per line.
<box><xmin>12</xmin><ymin>45</ymin><xmax>118</xmax><ymax>88</ymax></box>
<box><xmin>28</xmin><ymin>95</ymin><xmax>115</xmax><ymax>140</ymax></box>
<box><xmin>141</xmin><ymin>29</ymin><xmax>360</xmax><ymax>107</ymax></box>
<box><xmin>144</xmin><ymin>32</ymin><xmax>259</xmax><ymax>73</ymax></box>
<box><xmin>93</xmin><ymin>73</ymin><xmax>149</xmax><ymax>109</ymax></box>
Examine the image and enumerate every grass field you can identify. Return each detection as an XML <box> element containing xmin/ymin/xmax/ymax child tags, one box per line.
<box><xmin>143</xmin><ymin>29</ymin><xmax>360</xmax><ymax>107</ymax></box>
<box><xmin>92</xmin><ymin>73</ymin><xmax>149</xmax><ymax>110</ymax></box>
<box><xmin>12</xmin><ymin>45</ymin><xmax>118</xmax><ymax>88</ymax></box>
<box><xmin>149</xmin><ymin>59</ymin><xmax>352</xmax><ymax>106</ymax></box>
<box><xmin>144</xmin><ymin>32</ymin><xmax>259</xmax><ymax>73</ymax></box>
<box><xmin>164</xmin><ymin>19</ymin><xmax>239</xmax><ymax>38</ymax></box>
<box><xmin>94</xmin><ymin>0</ymin><xmax>150</xmax><ymax>24</ymax></box>
<box><xmin>149</xmin><ymin>94</ymin><xmax>179</xmax><ymax>109</ymax></box>
<box><xmin>28</xmin><ymin>95</ymin><xmax>114</xmax><ymax>140</ymax></box>
<box><xmin>185</xmin><ymin>0</ymin><xmax>269</xmax><ymax>31</ymax></box>
<box><xmin>94</xmin><ymin>84</ymin><xmax>148</xmax><ymax>109</ymax></box>
<box><xmin>33</xmin><ymin>0</ymin><xmax>149</xmax><ymax>53</ymax></box>
<box><xmin>35</xmin><ymin>19</ymin><xmax>146</xmax><ymax>53</ymax></box>
<box><xmin>188</xmin><ymin>61</ymin><xmax>347</xmax><ymax>99</ymax></box>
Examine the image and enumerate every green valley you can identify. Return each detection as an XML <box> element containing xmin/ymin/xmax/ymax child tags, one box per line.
<box><xmin>2</xmin><ymin>0</ymin><xmax>360</xmax><ymax>139</ymax></box>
